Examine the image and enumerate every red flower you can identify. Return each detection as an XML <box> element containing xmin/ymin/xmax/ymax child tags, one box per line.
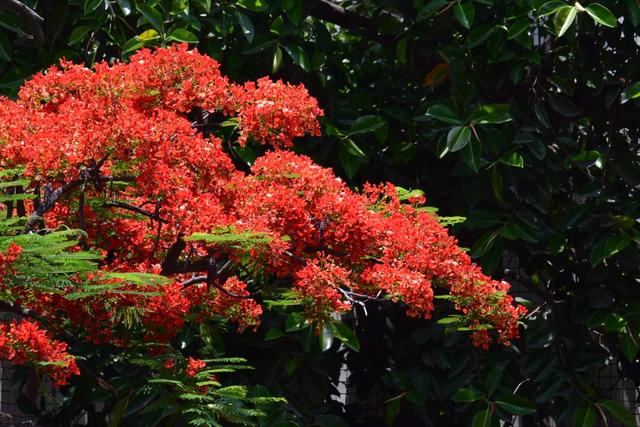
<box><xmin>0</xmin><ymin>43</ymin><xmax>526</xmax><ymax>372</ymax></box>
<box><xmin>186</xmin><ymin>357</ymin><xmax>206</xmax><ymax>377</ymax></box>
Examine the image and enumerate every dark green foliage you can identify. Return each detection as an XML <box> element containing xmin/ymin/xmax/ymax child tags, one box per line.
<box><xmin>1</xmin><ymin>0</ymin><xmax>639</xmax><ymax>426</ymax></box>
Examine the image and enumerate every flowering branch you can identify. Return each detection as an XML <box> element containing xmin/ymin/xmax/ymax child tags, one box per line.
<box><xmin>102</xmin><ymin>201</ymin><xmax>167</xmax><ymax>223</ymax></box>
<box><xmin>23</xmin><ymin>175</ymin><xmax>136</xmax><ymax>232</ymax></box>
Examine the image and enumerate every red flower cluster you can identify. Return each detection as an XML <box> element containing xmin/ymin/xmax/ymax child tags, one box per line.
<box><xmin>232</xmin><ymin>77</ymin><xmax>323</xmax><ymax>147</ymax></box>
<box><xmin>0</xmin><ymin>243</ymin><xmax>22</xmax><ymax>278</ymax></box>
<box><xmin>186</xmin><ymin>357</ymin><xmax>206</xmax><ymax>377</ymax></box>
<box><xmin>0</xmin><ymin>45</ymin><xmax>525</xmax><ymax>385</ymax></box>
<box><xmin>0</xmin><ymin>320</ymin><xmax>79</xmax><ymax>386</ymax></box>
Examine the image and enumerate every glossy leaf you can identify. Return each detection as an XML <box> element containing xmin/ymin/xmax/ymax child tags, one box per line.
<box><xmin>447</xmin><ymin>126</ymin><xmax>471</xmax><ymax>152</ymax></box>
<box><xmin>585</xmin><ymin>3</ymin><xmax>617</xmax><ymax>28</ymax></box>
<box><xmin>453</xmin><ymin>387</ymin><xmax>482</xmax><ymax>402</ymax></box>
<box><xmin>494</xmin><ymin>394</ymin><xmax>536</xmax><ymax>415</ymax></box>
<box><xmin>469</xmin><ymin>104</ymin><xmax>512</xmax><ymax>124</ymax></box>
<box><xmin>599</xmin><ymin>400</ymin><xmax>636</xmax><ymax>427</ymax></box>
<box><xmin>84</xmin><ymin>0</ymin><xmax>104</xmax><ymax>14</ymax></box>
<box><xmin>426</xmin><ymin>105</ymin><xmax>462</xmax><ymax>125</ymax></box>
<box><xmin>554</xmin><ymin>6</ymin><xmax>577</xmax><ymax>37</ymax></box>
<box><xmin>454</xmin><ymin>2</ymin><xmax>475</xmax><ymax>29</ymax></box>
<box><xmin>590</xmin><ymin>234</ymin><xmax>630</xmax><ymax>266</ymax></box>
<box><xmin>573</xmin><ymin>404</ymin><xmax>597</xmax><ymax>427</ymax></box>
<box><xmin>348</xmin><ymin>115</ymin><xmax>386</xmax><ymax>136</ymax></box>
<box><xmin>136</xmin><ymin>4</ymin><xmax>164</xmax><ymax>35</ymax></box>
<box><xmin>330</xmin><ymin>322</ymin><xmax>360</xmax><ymax>352</ymax></box>
<box><xmin>167</xmin><ymin>29</ymin><xmax>198</xmax><ymax>43</ymax></box>
<box><xmin>236</xmin><ymin>11</ymin><xmax>254</xmax><ymax>42</ymax></box>
<box><xmin>472</xmin><ymin>409</ymin><xmax>498</xmax><ymax>427</ymax></box>
<box><xmin>283</xmin><ymin>44</ymin><xmax>310</xmax><ymax>71</ymax></box>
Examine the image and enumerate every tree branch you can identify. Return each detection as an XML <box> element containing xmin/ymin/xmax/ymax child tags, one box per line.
<box><xmin>22</xmin><ymin>175</ymin><xmax>136</xmax><ymax>233</ymax></box>
<box><xmin>0</xmin><ymin>301</ymin><xmax>40</xmax><ymax>319</ymax></box>
<box><xmin>102</xmin><ymin>201</ymin><xmax>167</xmax><ymax>223</ymax></box>
<box><xmin>307</xmin><ymin>0</ymin><xmax>389</xmax><ymax>43</ymax></box>
<box><xmin>0</xmin><ymin>0</ymin><xmax>44</xmax><ymax>46</ymax></box>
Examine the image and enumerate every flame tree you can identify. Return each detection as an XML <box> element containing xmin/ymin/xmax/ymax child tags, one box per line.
<box><xmin>0</xmin><ymin>45</ymin><xmax>524</xmax><ymax>425</ymax></box>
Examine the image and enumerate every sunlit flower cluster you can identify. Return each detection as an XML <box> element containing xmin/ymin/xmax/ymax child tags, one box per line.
<box><xmin>0</xmin><ymin>45</ymin><xmax>525</xmax><ymax>384</ymax></box>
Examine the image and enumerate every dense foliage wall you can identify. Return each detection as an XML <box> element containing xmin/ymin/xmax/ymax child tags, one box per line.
<box><xmin>0</xmin><ymin>1</ymin><xmax>639</xmax><ymax>426</ymax></box>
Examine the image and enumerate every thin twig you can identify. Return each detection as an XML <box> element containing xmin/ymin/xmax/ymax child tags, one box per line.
<box><xmin>102</xmin><ymin>201</ymin><xmax>167</xmax><ymax>223</ymax></box>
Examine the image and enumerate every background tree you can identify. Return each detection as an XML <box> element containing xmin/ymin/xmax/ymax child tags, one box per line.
<box><xmin>0</xmin><ymin>0</ymin><xmax>639</xmax><ymax>426</ymax></box>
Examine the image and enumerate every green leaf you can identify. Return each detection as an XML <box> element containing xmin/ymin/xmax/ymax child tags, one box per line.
<box><xmin>548</xmin><ymin>95</ymin><xmax>583</xmax><ymax>117</ymax></box>
<box><xmin>417</xmin><ymin>0</ymin><xmax>448</xmax><ymax>21</ymax></box>
<box><xmin>84</xmin><ymin>0</ymin><xmax>104</xmax><ymax>14</ymax></box>
<box><xmin>446</xmin><ymin>126</ymin><xmax>471</xmax><ymax>152</ymax></box>
<box><xmin>599</xmin><ymin>399</ymin><xmax>636</xmax><ymax>427</ymax></box>
<box><xmin>491</xmin><ymin>167</ymin><xmax>504</xmax><ymax>201</ymax></box>
<box><xmin>500</xmin><ymin>152</ymin><xmax>524</xmax><ymax>168</ymax></box>
<box><xmin>494</xmin><ymin>394</ymin><xmax>536</xmax><ymax>415</ymax></box>
<box><xmin>453</xmin><ymin>2</ymin><xmax>475</xmax><ymax>29</ymax></box>
<box><xmin>469</xmin><ymin>104</ymin><xmax>512</xmax><ymax>124</ymax></box>
<box><xmin>619</xmin><ymin>329</ymin><xmax>639</xmax><ymax>361</ymax></box>
<box><xmin>627</xmin><ymin>0</ymin><xmax>640</xmax><ymax>26</ymax></box>
<box><xmin>453</xmin><ymin>388</ymin><xmax>482</xmax><ymax>402</ymax></box>
<box><xmin>622</xmin><ymin>82</ymin><xmax>640</xmax><ymax>103</ymax></box>
<box><xmin>285</xmin><ymin>0</ymin><xmax>304</xmax><ymax>25</ymax></box>
<box><xmin>470</xmin><ymin>231</ymin><xmax>498</xmax><ymax>258</ymax></box>
<box><xmin>507</xmin><ymin>20</ymin><xmax>530</xmax><ymax>39</ymax></box>
<box><xmin>136</xmin><ymin>4</ymin><xmax>164</xmax><ymax>36</ymax></box>
<box><xmin>185</xmin><ymin>229</ymin><xmax>271</xmax><ymax>246</ymax></box>
<box><xmin>330</xmin><ymin>322</ymin><xmax>360</xmax><ymax>352</ymax></box>
<box><xmin>236</xmin><ymin>11</ymin><xmax>254</xmax><ymax>42</ymax></box>
<box><xmin>265</xmin><ymin>328</ymin><xmax>285</xmax><ymax>341</ymax></box>
<box><xmin>338</xmin><ymin>144</ymin><xmax>360</xmax><ymax>179</ymax></box>
<box><xmin>384</xmin><ymin>398</ymin><xmax>401</xmax><ymax>427</ymax></box>
<box><xmin>283</xmin><ymin>45</ymin><xmax>310</xmax><ymax>72</ymax></box>
<box><xmin>168</xmin><ymin>28</ymin><xmax>198</xmax><ymax>43</ymax></box>
<box><xmin>585</xmin><ymin>3</ymin><xmax>617</xmax><ymax>27</ymax></box>
<box><xmin>319</xmin><ymin>323</ymin><xmax>334</xmax><ymax>352</ymax></box>
<box><xmin>344</xmin><ymin>139</ymin><xmax>366</xmax><ymax>157</ymax></box>
<box><xmin>426</xmin><ymin>105</ymin><xmax>462</xmax><ymax>125</ymax></box>
<box><xmin>237</xmin><ymin>0</ymin><xmax>270</xmax><ymax>12</ymax></box>
<box><xmin>472</xmin><ymin>409</ymin><xmax>498</xmax><ymax>427</ymax></box>
<box><xmin>437</xmin><ymin>315</ymin><xmax>464</xmax><ymax>325</ymax></box>
<box><xmin>107</xmin><ymin>394</ymin><xmax>130</xmax><ymax>427</ymax></box>
<box><xmin>461</xmin><ymin>136</ymin><xmax>481</xmax><ymax>172</ymax></box>
<box><xmin>465</xmin><ymin>24</ymin><xmax>496</xmax><ymax>48</ymax></box>
<box><xmin>68</xmin><ymin>26</ymin><xmax>92</xmax><ymax>45</ymax></box>
<box><xmin>285</xmin><ymin>312</ymin><xmax>307</xmax><ymax>332</ymax></box>
<box><xmin>484</xmin><ymin>363</ymin><xmax>504</xmax><ymax>395</ymax></box>
<box><xmin>466</xmin><ymin>210</ymin><xmax>501</xmax><ymax>229</ymax></box>
<box><xmin>534</xmin><ymin>102</ymin><xmax>552</xmax><ymax>128</ymax></box>
<box><xmin>348</xmin><ymin>115</ymin><xmax>386</xmax><ymax>136</ymax></box>
<box><xmin>590</xmin><ymin>234</ymin><xmax>630</xmax><ymax>266</ymax></box>
<box><xmin>243</xmin><ymin>40</ymin><xmax>275</xmax><ymax>55</ymax></box>
<box><xmin>538</xmin><ymin>1</ymin><xmax>567</xmax><ymax>16</ymax></box>
<box><xmin>554</xmin><ymin>6</ymin><xmax>577</xmax><ymax>37</ymax></box>
<box><xmin>121</xmin><ymin>37</ymin><xmax>144</xmax><ymax>54</ymax></box>
<box><xmin>569</xmin><ymin>150</ymin><xmax>601</xmax><ymax>168</ymax></box>
<box><xmin>272</xmin><ymin>45</ymin><xmax>283</xmax><ymax>73</ymax></box>
<box><xmin>573</xmin><ymin>404</ymin><xmax>597</xmax><ymax>427</ymax></box>
<box><xmin>0</xmin><ymin>30</ymin><xmax>11</xmax><ymax>61</ymax></box>
<box><xmin>116</xmin><ymin>0</ymin><xmax>131</xmax><ymax>15</ymax></box>
<box><xmin>138</xmin><ymin>29</ymin><xmax>160</xmax><ymax>41</ymax></box>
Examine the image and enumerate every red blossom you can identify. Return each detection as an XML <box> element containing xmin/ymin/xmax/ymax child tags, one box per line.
<box><xmin>186</xmin><ymin>357</ymin><xmax>206</xmax><ymax>377</ymax></box>
<box><xmin>0</xmin><ymin>320</ymin><xmax>78</xmax><ymax>386</ymax></box>
<box><xmin>0</xmin><ymin>43</ymin><xmax>526</xmax><ymax>389</ymax></box>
